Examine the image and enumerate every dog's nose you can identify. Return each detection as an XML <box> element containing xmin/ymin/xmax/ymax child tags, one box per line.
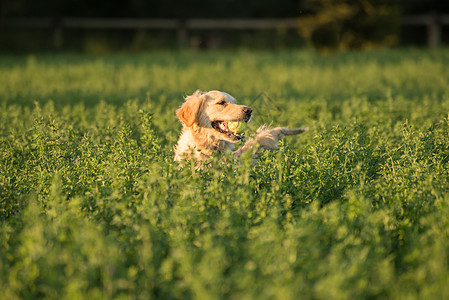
<box><xmin>243</xmin><ymin>106</ymin><xmax>252</xmax><ymax>116</ymax></box>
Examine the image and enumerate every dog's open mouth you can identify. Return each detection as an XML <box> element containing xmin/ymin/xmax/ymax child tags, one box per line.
<box><xmin>211</xmin><ymin>120</ymin><xmax>246</xmax><ymax>141</ymax></box>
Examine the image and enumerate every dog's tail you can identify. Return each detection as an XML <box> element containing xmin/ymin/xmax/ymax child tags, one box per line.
<box><xmin>255</xmin><ymin>126</ymin><xmax>307</xmax><ymax>150</ymax></box>
<box><xmin>235</xmin><ymin>126</ymin><xmax>308</xmax><ymax>157</ymax></box>
<box><xmin>277</xmin><ymin>127</ymin><xmax>308</xmax><ymax>136</ymax></box>
<box><xmin>256</xmin><ymin>125</ymin><xmax>308</xmax><ymax>139</ymax></box>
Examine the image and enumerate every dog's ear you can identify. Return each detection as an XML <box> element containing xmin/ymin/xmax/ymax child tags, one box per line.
<box><xmin>176</xmin><ymin>90</ymin><xmax>204</xmax><ymax>127</ymax></box>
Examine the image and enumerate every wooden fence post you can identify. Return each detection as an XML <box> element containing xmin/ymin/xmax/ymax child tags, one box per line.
<box><xmin>52</xmin><ymin>18</ymin><xmax>63</xmax><ymax>49</ymax></box>
<box><xmin>427</xmin><ymin>12</ymin><xmax>442</xmax><ymax>47</ymax></box>
<box><xmin>177</xmin><ymin>19</ymin><xmax>188</xmax><ymax>48</ymax></box>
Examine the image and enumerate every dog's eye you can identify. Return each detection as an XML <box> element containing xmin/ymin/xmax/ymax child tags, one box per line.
<box><xmin>217</xmin><ymin>100</ymin><xmax>226</xmax><ymax>105</ymax></box>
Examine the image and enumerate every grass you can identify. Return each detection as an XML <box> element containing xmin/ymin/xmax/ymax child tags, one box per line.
<box><xmin>1</xmin><ymin>48</ymin><xmax>449</xmax><ymax>299</ymax></box>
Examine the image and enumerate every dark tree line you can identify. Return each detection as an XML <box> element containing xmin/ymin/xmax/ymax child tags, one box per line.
<box><xmin>2</xmin><ymin>0</ymin><xmax>301</xmax><ymax>18</ymax></box>
<box><xmin>1</xmin><ymin>0</ymin><xmax>448</xmax><ymax>18</ymax></box>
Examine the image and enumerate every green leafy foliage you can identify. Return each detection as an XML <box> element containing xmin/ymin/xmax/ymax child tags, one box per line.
<box><xmin>1</xmin><ymin>49</ymin><xmax>449</xmax><ymax>299</ymax></box>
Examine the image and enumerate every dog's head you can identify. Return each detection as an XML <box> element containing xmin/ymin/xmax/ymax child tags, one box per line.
<box><xmin>176</xmin><ymin>90</ymin><xmax>252</xmax><ymax>143</ymax></box>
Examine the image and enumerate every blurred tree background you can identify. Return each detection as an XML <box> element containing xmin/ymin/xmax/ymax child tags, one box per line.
<box><xmin>0</xmin><ymin>0</ymin><xmax>448</xmax><ymax>52</ymax></box>
<box><xmin>3</xmin><ymin>0</ymin><xmax>301</xmax><ymax>18</ymax></box>
<box><xmin>298</xmin><ymin>0</ymin><xmax>400</xmax><ymax>51</ymax></box>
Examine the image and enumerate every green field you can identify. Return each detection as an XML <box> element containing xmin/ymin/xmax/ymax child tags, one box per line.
<box><xmin>1</xmin><ymin>49</ymin><xmax>449</xmax><ymax>299</ymax></box>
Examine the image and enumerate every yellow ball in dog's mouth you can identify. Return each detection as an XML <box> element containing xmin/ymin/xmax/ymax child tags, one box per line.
<box><xmin>228</xmin><ymin>121</ymin><xmax>246</xmax><ymax>133</ymax></box>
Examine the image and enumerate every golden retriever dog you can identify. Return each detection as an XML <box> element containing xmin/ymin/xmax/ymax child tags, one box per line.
<box><xmin>174</xmin><ymin>90</ymin><xmax>307</xmax><ymax>162</ymax></box>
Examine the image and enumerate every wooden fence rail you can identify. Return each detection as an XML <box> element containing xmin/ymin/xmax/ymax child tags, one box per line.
<box><xmin>1</xmin><ymin>15</ymin><xmax>448</xmax><ymax>48</ymax></box>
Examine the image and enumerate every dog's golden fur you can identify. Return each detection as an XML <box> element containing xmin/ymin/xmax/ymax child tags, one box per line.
<box><xmin>174</xmin><ymin>90</ymin><xmax>307</xmax><ymax>162</ymax></box>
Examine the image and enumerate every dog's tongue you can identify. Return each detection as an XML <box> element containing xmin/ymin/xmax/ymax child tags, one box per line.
<box><xmin>218</xmin><ymin>121</ymin><xmax>229</xmax><ymax>132</ymax></box>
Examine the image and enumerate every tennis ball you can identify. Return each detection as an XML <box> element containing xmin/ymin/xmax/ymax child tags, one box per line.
<box><xmin>228</xmin><ymin>121</ymin><xmax>246</xmax><ymax>133</ymax></box>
